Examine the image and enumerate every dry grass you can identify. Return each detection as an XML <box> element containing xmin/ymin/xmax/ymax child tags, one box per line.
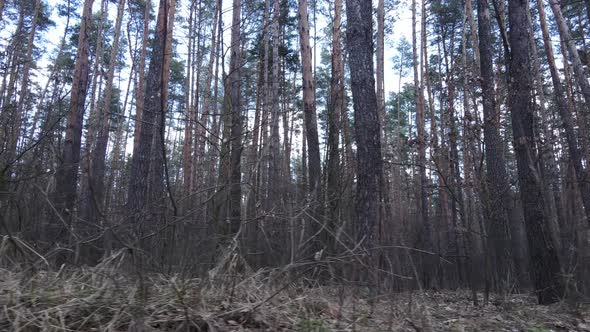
<box><xmin>0</xmin><ymin>249</ymin><xmax>589</xmax><ymax>331</ymax></box>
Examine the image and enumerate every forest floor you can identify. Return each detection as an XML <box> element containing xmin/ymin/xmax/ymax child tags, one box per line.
<box><xmin>0</xmin><ymin>254</ymin><xmax>588</xmax><ymax>331</ymax></box>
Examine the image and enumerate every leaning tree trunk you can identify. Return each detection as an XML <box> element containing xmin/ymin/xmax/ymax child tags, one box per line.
<box><xmin>508</xmin><ymin>0</ymin><xmax>564</xmax><ymax>304</ymax></box>
<box><xmin>8</xmin><ymin>0</ymin><xmax>41</xmax><ymax>165</ymax></box>
<box><xmin>537</xmin><ymin>0</ymin><xmax>590</xmax><ymax>225</ymax></box>
<box><xmin>544</xmin><ymin>0</ymin><xmax>590</xmax><ymax>224</ymax></box>
<box><xmin>86</xmin><ymin>0</ymin><xmax>126</xmax><ymax>226</ymax></box>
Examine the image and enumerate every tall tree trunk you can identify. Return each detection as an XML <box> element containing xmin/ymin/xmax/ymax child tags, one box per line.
<box><xmin>128</xmin><ymin>0</ymin><xmax>171</xmax><ymax>218</ymax></box>
<box><xmin>148</xmin><ymin>0</ymin><xmax>176</xmax><ymax>209</ymax></box>
<box><xmin>53</xmin><ymin>0</ymin><xmax>95</xmax><ymax>231</ymax></box>
<box><xmin>196</xmin><ymin>0</ymin><xmax>220</xmax><ymax>186</ymax></box>
<box><xmin>377</xmin><ymin>0</ymin><xmax>386</xmax><ymax>148</ymax></box>
<box><xmin>297</xmin><ymin>0</ymin><xmax>321</xmax><ymax>197</ymax></box>
<box><xmin>326</xmin><ymin>0</ymin><xmax>344</xmax><ymax>254</ymax></box>
<box><xmin>268</xmin><ymin>0</ymin><xmax>282</xmax><ymax>207</ymax></box>
<box><xmin>548</xmin><ymin>0</ymin><xmax>590</xmax><ymax>114</ymax></box>
<box><xmin>526</xmin><ymin>4</ymin><xmax>561</xmax><ymax>245</ymax></box>
<box><xmin>182</xmin><ymin>1</ymin><xmax>195</xmax><ymax>198</ymax></box>
<box><xmin>538</xmin><ymin>0</ymin><xmax>590</xmax><ymax>224</ymax></box>
<box><xmin>413</xmin><ymin>0</ymin><xmax>433</xmax><ymax>287</ymax></box>
<box><xmin>132</xmin><ymin>0</ymin><xmax>151</xmax><ymax>161</ymax></box>
<box><xmin>225</xmin><ymin>0</ymin><xmax>243</xmax><ymax>239</ymax></box>
<box><xmin>508</xmin><ymin>0</ymin><xmax>564</xmax><ymax>304</ymax></box>
<box><xmin>0</xmin><ymin>4</ymin><xmax>24</xmax><ymax>166</ymax></box>
<box><xmin>85</xmin><ymin>0</ymin><xmax>108</xmax><ymax>157</ymax></box>
<box><xmin>477</xmin><ymin>0</ymin><xmax>514</xmax><ymax>291</ymax></box>
<box><xmin>86</xmin><ymin>0</ymin><xmax>126</xmax><ymax>225</ymax></box>
<box><xmin>346</xmin><ymin>0</ymin><xmax>382</xmax><ymax>256</ymax></box>
<box><xmin>8</xmin><ymin>0</ymin><xmax>41</xmax><ymax>164</ymax></box>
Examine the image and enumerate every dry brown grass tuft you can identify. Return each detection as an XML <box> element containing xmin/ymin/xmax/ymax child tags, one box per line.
<box><xmin>0</xmin><ymin>248</ymin><xmax>588</xmax><ymax>331</ymax></box>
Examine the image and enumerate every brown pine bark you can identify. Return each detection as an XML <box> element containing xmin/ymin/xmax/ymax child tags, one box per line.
<box><xmin>128</xmin><ymin>0</ymin><xmax>172</xmax><ymax>215</ymax></box>
<box><xmin>54</xmin><ymin>0</ymin><xmax>95</xmax><ymax>226</ymax></box>
<box><xmin>326</xmin><ymin>0</ymin><xmax>344</xmax><ymax>253</ymax></box>
<box><xmin>86</xmin><ymin>0</ymin><xmax>126</xmax><ymax>224</ymax></box>
<box><xmin>148</xmin><ymin>0</ymin><xmax>176</xmax><ymax>207</ymax></box>
<box><xmin>508</xmin><ymin>0</ymin><xmax>564</xmax><ymax>304</ymax></box>
<box><xmin>477</xmin><ymin>0</ymin><xmax>514</xmax><ymax>290</ymax></box>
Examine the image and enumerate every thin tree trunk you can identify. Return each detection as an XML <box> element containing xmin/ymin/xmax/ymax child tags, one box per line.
<box><xmin>298</xmin><ymin>0</ymin><xmax>321</xmax><ymax>197</ymax></box>
<box><xmin>526</xmin><ymin>4</ymin><xmax>562</xmax><ymax>247</ymax></box>
<box><xmin>268</xmin><ymin>0</ymin><xmax>282</xmax><ymax>207</ymax></box>
<box><xmin>8</xmin><ymin>0</ymin><xmax>41</xmax><ymax>163</ymax></box>
<box><xmin>377</xmin><ymin>0</ymin><xmax>386</xmax><ymax>148</ymax></box>
<box><xmin>548</xmin><ymin>0</ymin><xmax>590</xmax><ymax>112</ymax></box>
<box><xmin>86</xmin><ymin>0</ymin><xmax>126</xmax><ymax>225</ymax></box>
<box><xmin>182</xmin><ymin>1</ymin><xmax>195</xmax><ymax>198</ymax></box>
<box><xmin>326</xmin><ymin>0</ymin><xmax>344</xmax><ymax>254</ymax></box>
<box><xmin>413</xmin><ymin>0</ymin><xmax>433</xmax><ymax>287</ymax></box>
<box><xmin>537</xmin><ymin>0</ymin><xmax>590</xmax><ymax>224</ymax></box>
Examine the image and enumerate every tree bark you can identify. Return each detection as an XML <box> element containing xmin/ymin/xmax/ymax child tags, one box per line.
<box><xmin>543</xmin><ymin>0</ymin><xmax>590</xmax><ymax>223</ymax></box>
<box><xmin>297</xmin><ymin>0</ymin><xmax>321</xmax><ymax>197</ymax></box>
<box><xmin>477</xmin><ymin>0</ymin><xmax>515</xmax><ymax>291</ymax></box>
<box><xmin>132</xmin><ymin>0</ymin><xmax>151</xmax><ymax>162</ymax></box>
<box><xmin>548</xmin><ymin>0</ymin><xmax>590</xmax><ymax>113</ymax></box>
<box><xmin>227</xmin><ymin>0</ymin><xmax>243</xmax><ymax>237</ymax></box>
<box><xmin>86</xmin><ymin>0</ymin><xmax>126</xmax><ymax>225</ymax></box>
<box><xmin>182</xmin><ymin>1</ymin><xmax>196</xmax><ymax>197</ymax></box>
<box><xmin>377</xmin><ymin>0</ymin><xmax>386</xmax><ymax>148</ymax></box>
<box><xmin>268</xmin><ymin>0</ymin><xmax>282</xmax><ymax>207</ymax></box>
<box><xmin>326</xmin><ymin>0</ymin><xmax>344</xmax><ymax>253</ymax></box>
<box><xmin>413</xmin><ymin>0</ymin><xmax>433</xmax><ymax>287</ymax></box>
<box><xmin>346</xmin><ymin>0</ymin><xmax>382</xmax><ymax>253</ymax></box>
<box><xmin>128</xmin><ymin>0</ymin><xmax>171</xmax><ymax>216</ymax></box>
<box><xmin>54</xmin><ymin>0</ymin><xmax>95</xmax><ymax>227</ymax></box>
<box><xmin>508</xmin><ymin>0</ymin><xmax>564</xmax><ymax>304</ymax></box>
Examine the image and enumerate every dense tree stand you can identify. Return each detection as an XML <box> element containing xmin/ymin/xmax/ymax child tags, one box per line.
<box><xmin>0</xmin><ymin>0</ymin><xmax>589</xmax><ymax>314</ymax></box>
